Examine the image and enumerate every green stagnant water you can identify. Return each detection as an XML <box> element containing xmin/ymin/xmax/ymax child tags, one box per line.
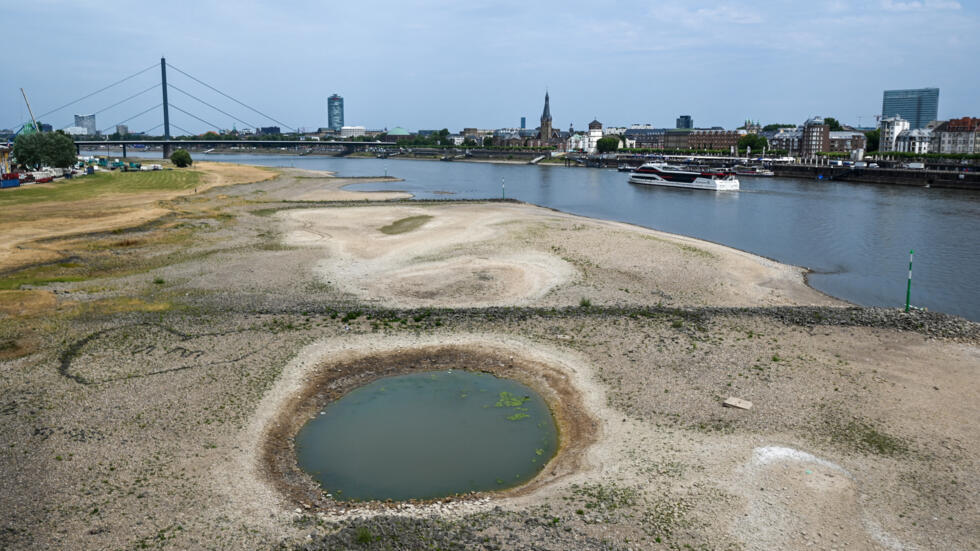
<box><xmin>294</xmin><ymin>370</ymin><xmax>559</xmax><ymax>501</ymax></box>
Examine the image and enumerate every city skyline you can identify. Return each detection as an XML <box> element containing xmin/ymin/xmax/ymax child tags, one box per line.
<box><xmin>2</xmin><ymin>1</ymin><xmax>978</xmax><ymax>134</ymax></box>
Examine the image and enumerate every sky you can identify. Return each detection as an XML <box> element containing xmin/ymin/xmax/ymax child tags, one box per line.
<box><xmin>2</xmin><ymin>0</ymin><xmax>977</xmax><ymax>134</ymax></box>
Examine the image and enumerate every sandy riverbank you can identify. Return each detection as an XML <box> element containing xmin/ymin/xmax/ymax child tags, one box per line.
<box><xmin>0</xmin><ymin>166</ymin><xmax>976</xmax><ymax>550</ymax></box>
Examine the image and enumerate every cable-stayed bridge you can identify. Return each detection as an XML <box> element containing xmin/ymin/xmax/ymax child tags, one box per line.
<box><xmin>15</xmin><ymin>58</ymin><xmax>396</xmax><ymax>156</ymax></box>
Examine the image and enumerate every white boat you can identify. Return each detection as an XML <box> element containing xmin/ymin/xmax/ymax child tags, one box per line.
<box><xmin>734</xmin><ymin>166</ymin><xmax>774</xmax><ymax>177</ymax></box>
<box><xmin>628</xmin><ymin>163</ymin><xmax>739</xmax><ymax>191</ymax></box>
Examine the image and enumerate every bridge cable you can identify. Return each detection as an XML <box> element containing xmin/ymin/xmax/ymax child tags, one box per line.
<box><xmin>36</xmin><ymin>63</ymin><xmax>158</xmax><ymax>121</ymax></box>
<box><xmin>167</xmin><ymin>103</ymin><xmax>223</xmax><ymax>132</ymax></box>
<box><xmin>98</xmin><ymin>103</ymin><xmax>162</xmax><ymax>134</ymax></box>
<box><xmin>165</xmin><ymin>62</ymin><xmax>296</xmax><ymax>131</ymax></box>
<box><xmin>61</xmin><ymin>83</ymin><xmax>160</xmax><ymax>130</ymax></box>
<box><xmin>142</xmin><ymin>123</ymin><xmax>164</xmax><ymax>134</ymax></box>
<box><xmin>169</xmin><ymin>123</ymin><xmax>196</xmax><ymax>137</ymax></box>
<box><xmin>167</xmin><ymin>83</ymin><xmax>259</xmax><ymax>130</ymax></box>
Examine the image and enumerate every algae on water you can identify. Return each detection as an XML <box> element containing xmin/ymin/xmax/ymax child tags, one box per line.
<box><xmin>495</xmin><ymin>391</ymin><xmax>530</xmax><ymax>408</ymax></box>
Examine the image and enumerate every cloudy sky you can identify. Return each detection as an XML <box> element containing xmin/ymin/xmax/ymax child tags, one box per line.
<box><xmin>2</xmin><ymin>0</ymin><xmax>976</xmax><ymax>134</ymax></box>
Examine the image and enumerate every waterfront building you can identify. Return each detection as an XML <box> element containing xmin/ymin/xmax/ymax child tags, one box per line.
<box><xmin>340</xmin><ymin>125</ymin><xmax>365</xmax><ymax>138</ymax></box>
<box><xmin>74</xmin><ymin>114</ymin><xmax>96</xmax><ymax>135</ymax></box>
<box><xmin>931</xmin><ymin>117</ymin><xmax>980</xmax><ymax>154</ymax></box>
<box><xmin>38</xmin><ymin>123</ymin><xmax>53</xmax><ymax>132</ymax></box>
<box><xmin>664</xmin><ymin>129</ymin><xmax>692</xmax><ymax>149</ymax></box>
<box><xmin>676</xmin><ymin>115</ymin><xmax>693</xmax><ymax>129</ymax></box>
<box><xmin>828</xmin><ymin>131</ymin><xmax>867</xmax><ymax>153</ymax></box>
<box><xmin>895</xmin><ymin>128</ymin><xmax>932</xmax><ymax>154</ymax></box>
<box><xmin>768</xmin><ymin>121</ymin><xmax>865</xmax><ymax>157</ymax></box>
<box><xmin>801</xmin><ymin>117</ymin><xmax>829</xmax><ymax>158</ymax></box>
<box><xmin>462</xmin><ymin>128</ymin><xmax>493</xmax><ymax>141</ymax></box>
<box><xmin>257</xmin><ymin>126</ymin><xmax>281</xmax><ymax>135</ymax></box>
<box><xmin>447</xmin><ymin>134</ymin><xmax>465</xmax><ymax>146</ymax></box>
<box><xmin>328</xmin><ymin>94</ymin><xmax>344</xmax><ymax>132</ymax></box>
<box><xmin>115</xmin><ymin>124</ymin><xmax>129</xmax><ymax>136</ymax></box>
<box><xmin>769</xmin><ymin>128</ymin><xmax>802</xmax><ymax>153</ymax></box>
<box><xmin>623</xmin><ymin>128</ymin><xmax>665</xmax><ymax>149</ymax></box>
<box><xmin>566</xmin><ymin>133</ymin><xmax>588</xmax><ymax>152</ymax></box>
<box><xmin>879</xmin><ymin>116</ymin><xmax>910</xmax><ymax>152</ymax></box>
<box><xmin>688</xmin><ymin>129</ymin><xmax>745</xmax><ymax>151</ymax></box>
<box><xmin>492</xmin><ymin>128</ymin><xmax>524</xmax><ymax>146</ymax></box>
<box><xmin>538</xmin><ymin>92</ymin><xmax>554</xmax><ymax>140</ymax></box>
<box><xmin>520</xmin><ymin>117</ymin><xmax>526</xmax><ymax>129</ymax></box>
<box><xmin>387</xmin><ymin>127</ymin><xmax>411</xmax><ymax>141</ymax></box>
<box><xmin>64</xmin><ymin>126</ymin><xmax>88</xmax><ymax>136</ymax></box>
<box><xmin>586</xmin><ymin>119</ymin><xmax>603</xmax><ymax>153</ymax></box>
<box><xmin>881</xmin><ymin>88</ymin><xmax>938</xmax><ymax>130</ymax></box>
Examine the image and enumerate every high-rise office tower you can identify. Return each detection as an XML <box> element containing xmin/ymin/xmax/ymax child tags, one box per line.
<box><xmin>74</xmin><ymin>114</ymin><xmax>96</xmax><ymax>135</ymax></box>
<box><xmin>327</xmin><ymin>94</ymin><xmax>344</xmax><ymax>131</ymax></box>
<box><xmin>881</xmin><ymin>88</ymin><xmax>939</xmax><ymax>129</ymax></box>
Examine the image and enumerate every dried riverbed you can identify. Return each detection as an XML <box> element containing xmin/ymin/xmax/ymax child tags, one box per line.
<box><xmin>0</xmin><ymin>168</ymin><xmax>977</xmax><ymax>550</ymax></box>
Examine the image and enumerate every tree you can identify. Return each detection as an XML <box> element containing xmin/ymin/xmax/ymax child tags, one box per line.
<box><xmin>738</xmin><ymin>134</ymin><xmax>768</xmax><ymax>151</ymax></box>
<box><xmin>824</xmin><ymin>117</ymin><xmax>843</xmax><ymax>131</ymax></box>
<box><xmin>483</xmin><ymin>136</ymin><xmax>494</xmax><ymax>147</ymax></box>
<box><xmin>864</xmin><ymin>129</ymin><xmax>880</xmax><ymax>152</ymax></box>
<box><xmin>12</xmin><ymin>131</ymin><xmax>77</xmax><ymax>169</ymax></box>
<box><xmin>170</xmin><ymin>149</ymin><xmax>193</xmax><ymax>167</ymax></box>
<box><xmin>12</xmin><ymin>132</ymin><xmax>44</xmax><ymax>168</ymax></box>
<box><xmin>42</xmin><ymin>132</ymin><xmax>78</xmax><ymax>168</ymax></box>
<box><xmin>596</xmin><ymin>136</ymin><xmax>620</xmax><ymax>153</ymax></box>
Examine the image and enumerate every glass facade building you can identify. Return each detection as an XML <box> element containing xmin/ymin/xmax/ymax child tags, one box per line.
<box><xmin>676</xmin><ymin>115</ymin><xmax>693</xmax><ymax>129</ymax></box>
<box><xmin>74</xmin><ymin>114</ymin><xmax>96</xmax><ymax>135</ymax></box>
<box><xmin>327</xmin><ymin>94</ymin><xmax>344</xmax><ymax>131</ymax></box>
<box><xmin>881</xmin><ymin>88</ymin><xmax>938</xmax><ymax>129</ymax></box>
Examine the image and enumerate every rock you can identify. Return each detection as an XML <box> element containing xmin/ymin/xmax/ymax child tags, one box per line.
<box><xmin>723</xmin><ymin>396</ymin><xmax>753</xmax><ymax>410</ymax></box>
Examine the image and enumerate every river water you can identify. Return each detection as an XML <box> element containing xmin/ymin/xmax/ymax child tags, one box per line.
<box><xmin>197</xmin><ymin>154</ymin><xmax>980</xmax><ymax>321</ymax></box>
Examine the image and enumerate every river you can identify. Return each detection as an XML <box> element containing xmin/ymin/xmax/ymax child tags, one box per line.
<box><xmin>170</xmin><ymin>153</ymin><xmax>980</xmax><ymax>321</ymax></box>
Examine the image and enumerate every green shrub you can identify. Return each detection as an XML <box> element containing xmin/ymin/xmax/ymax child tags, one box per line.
<box><xmin>170</xmin><ymin>149</ymin><xmax>193</xmax><ymax>167</ymax></box>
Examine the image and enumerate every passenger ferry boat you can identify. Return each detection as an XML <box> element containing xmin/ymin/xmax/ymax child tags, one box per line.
<box><xmin>628</xmin><ymin>163</ymin><xmax>739</xmax><ymax>191</ymax></box>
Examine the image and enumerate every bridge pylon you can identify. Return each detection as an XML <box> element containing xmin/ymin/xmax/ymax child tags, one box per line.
<box><xmin>160</xmin><ymin>57</ymin><xmax>172</xmax><ymax>158</ymax></box>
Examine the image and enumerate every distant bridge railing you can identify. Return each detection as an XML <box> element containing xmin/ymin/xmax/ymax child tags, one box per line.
<box><xmin>73</xmin><ymin>139</ymin><xmax>399</xmax><ymax>148</ymax></box>
<box><xmin>73</xmin><ymin>139</ymin><xmax>400</xmax><ymax>157</ymax></box>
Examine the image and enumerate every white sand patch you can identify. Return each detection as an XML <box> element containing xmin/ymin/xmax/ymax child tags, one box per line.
<box><xmin>731</xmin><ymin>445</ymin><xmax>908</xmax><ymax>550</ymax></box>
<box><xmin>751</xmin><ymin>445</ymin><xmax>851</xmax><ymax>476</ymax></box>
<box><xmin>282</xmin><ymin>204</ymin><xmax>578</xmax><ymax>307</ymax></box>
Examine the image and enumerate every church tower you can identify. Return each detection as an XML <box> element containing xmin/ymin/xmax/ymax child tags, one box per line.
<box><xmin>539</xmin><ymin>91</ymin><xmax>553</xmax><ymax>140</ymax></box>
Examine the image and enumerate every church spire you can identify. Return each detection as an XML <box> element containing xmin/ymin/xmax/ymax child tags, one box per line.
<box><xmin>541</xmin><ymin>91</ymin><xmax>551</xmax><ymax>122</ymax></box>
